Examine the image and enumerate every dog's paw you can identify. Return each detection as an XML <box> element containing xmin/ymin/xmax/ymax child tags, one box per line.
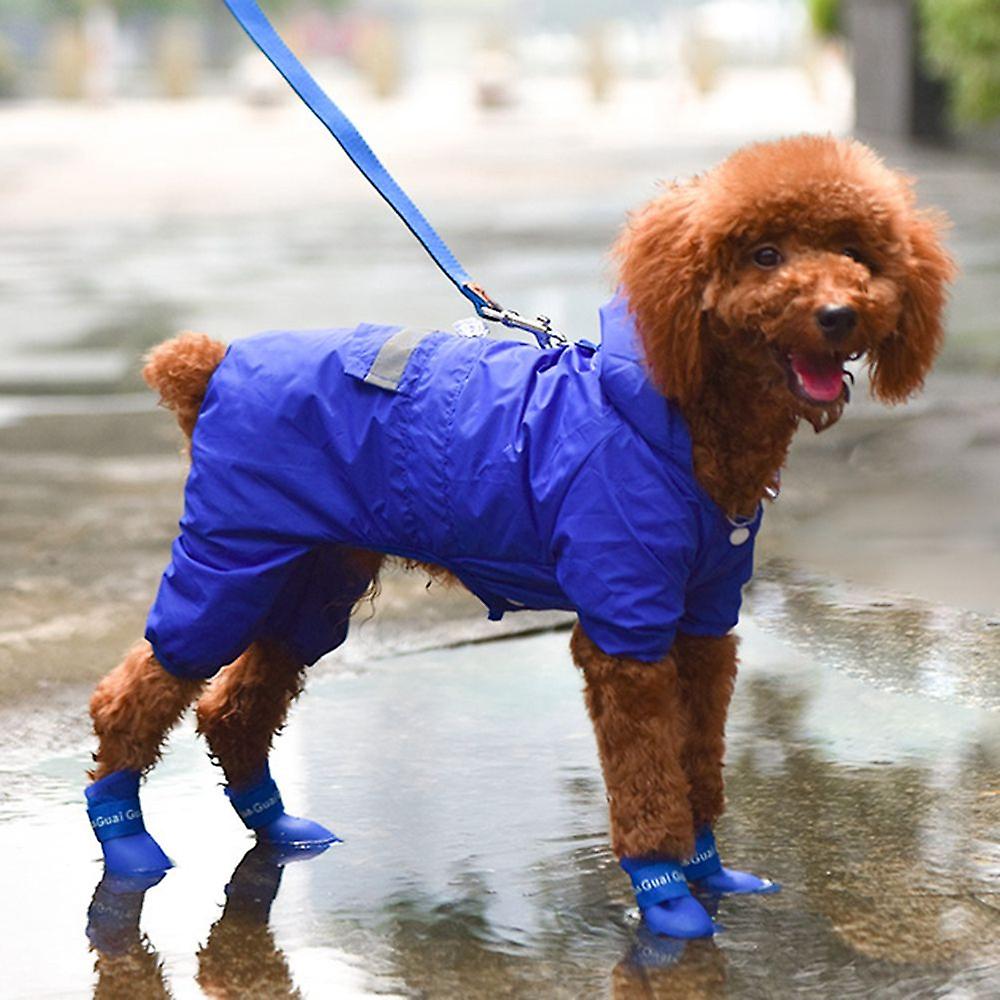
<box><xmin>690</xmin><ymin>866</ymin><xmax>779</xmax><ymax>895</ymax></box>
<box><xmin>100</xmin><ymin>831</ymin><xmax>173</xmax><ymax>877</ymax></box>
<box><xmin>256</xmin><ymin>813</ymin><xmax>340</xmax><ymax>849</ymax></box>
<box><xmin>642</xmin><ymin>895</ymin><xmax>716</xmax><ymax>939</ymax></box>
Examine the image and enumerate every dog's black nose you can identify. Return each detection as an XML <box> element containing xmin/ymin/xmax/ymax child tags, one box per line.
<box><xmin>815</xmin><ymin>305</ymin><xmax>857</xmax><ymax>341</ymax></box>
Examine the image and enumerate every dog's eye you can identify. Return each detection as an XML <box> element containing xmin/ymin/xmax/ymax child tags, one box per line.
<box><xmin>751</xmin><ymin>246</ymin><xmax>783</xmax><ymax>269</ymax></box>
<box><xmin>842</xmin><ymin>247</ymin><xmax>865</xmax><ymax>264</ymax></box>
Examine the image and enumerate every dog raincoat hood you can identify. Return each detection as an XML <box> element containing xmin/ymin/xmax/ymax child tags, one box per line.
<box><xmin>146</xmin><ymin>295</ymin><xmax>761</xmax><ymax>678</ymax></box>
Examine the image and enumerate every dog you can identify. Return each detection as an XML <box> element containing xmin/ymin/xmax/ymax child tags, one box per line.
<box><xmin>84</xmin><ymin>135</ymin><xmax>954</xmax><ymax>939</ymax></box>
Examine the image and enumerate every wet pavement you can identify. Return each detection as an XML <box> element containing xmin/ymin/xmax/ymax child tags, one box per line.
<box><xmin>1</xmin><ymin>580</ymin><xmax>998</xmax><ymax>998</ymax></box>
<box><xmin>1</xmin><ymin>82</ymin><xmax>999</xmax><ymax>997</ymax></box>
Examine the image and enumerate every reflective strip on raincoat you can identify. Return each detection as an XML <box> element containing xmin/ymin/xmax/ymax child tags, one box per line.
<box><xmin>146</xmin><ymin>295</ymin><xmax>760</xmax><ymax>678</ymax></box>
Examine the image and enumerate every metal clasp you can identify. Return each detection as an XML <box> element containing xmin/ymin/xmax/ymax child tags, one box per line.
<box><xmin>463</xmin><ymin>283</ymin><xmax>567</xmax><ymax>350</ymax></box>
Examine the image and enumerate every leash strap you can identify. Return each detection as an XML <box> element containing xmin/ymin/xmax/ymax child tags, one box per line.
<box><xmin>222</xmin><ymin>0</ymin><xmax>565</xmax><ymax>348</ymax></box>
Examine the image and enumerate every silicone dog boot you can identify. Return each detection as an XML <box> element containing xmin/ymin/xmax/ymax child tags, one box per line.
<box><xmin>85</xmin><ymin>770</ymin><xmax>173</xmax><ymax>876</ymax></box>
<box><xmin>225</xmin><ymin>763</ymin><xmax>339</xmax><ymax>849</ymax></box>
<box><xmin>620</xmin><ymin>857</ymin><xmax>716</xmax><ymax>939</ymax></box>
<box><xmin>682</xmin><ymin>828</ymin><xmax>779</xmax><ymax>895</ymax></box>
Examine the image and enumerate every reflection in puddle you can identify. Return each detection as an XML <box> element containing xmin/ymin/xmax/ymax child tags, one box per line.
<box><xmin>87</xmin><ymin>844</ymin><xmax>327</xmax><ymax>999</ymax></box>
<box><xmin>88</xmin><ymin>870</ymin><xmax>172</xmax><ymax>999</ymax></box>
<box><xmin>749</xmin><ymin>560</ymin><xmax>1000</xmax><ymax>710</ymax></box>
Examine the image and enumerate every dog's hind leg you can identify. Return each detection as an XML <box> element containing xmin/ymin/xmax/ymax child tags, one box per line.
<box><xmin>572</xmin><ymin>626</ymin><xmax>694</xmax><ymax>860</ymax></box>
<box><xmin>89</xmin><ymin>642</ymin><xmax>205</xmax><ymax>780</ymax></box>
<box><xmin>194</xmin><ymin>544</ymin><xmax>384</xmax><ymax>849</ymax></box>
<box><xmin>195</xmin><ymin>639</ymin><xmax>306</xmax><ymax>789</ymax></box>
<box><xmin>196</xmin><ymin>639</ymin><xmax>338</xmax><ymax>849</ymax></box>
<box><xmin>86</xmin><ymin>640</ymin><xmax>205</xmax><ymax>874</ymax></box>
<box><xmin>674</xmin><ymin>632</ymin><xmax>777</xmax><ymax>896</ymax></box>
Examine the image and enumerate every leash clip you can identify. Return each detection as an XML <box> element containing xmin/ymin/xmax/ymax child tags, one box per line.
<box><xmin>464</xmin><ymin>283</ymin><xmax>567</xmax><ymax>350</ymax></box>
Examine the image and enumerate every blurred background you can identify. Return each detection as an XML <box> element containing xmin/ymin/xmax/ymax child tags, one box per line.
<box><xmin>1</xmin><ymin>0</ymin><xmax>999</xmax><ymax>705</ymax></box>
<box><xmin>1</xmin><ymin>4</ymin><xmax>999</xmax><ymax>998</ymax></box>
<box><xmin>4</xmin><ymin>0</ymin><xmax>998</xmax><ymax>651</ymax></box>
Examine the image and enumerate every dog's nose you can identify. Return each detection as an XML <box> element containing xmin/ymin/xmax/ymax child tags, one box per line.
<box><xmin>815</xmin><ymin>305</ymin><xmax>857</xmax><ymax>341</ymax></box>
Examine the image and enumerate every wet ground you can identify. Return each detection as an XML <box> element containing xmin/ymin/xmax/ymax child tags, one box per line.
<box><xmin>1</xmin><ymin>583</ymin><xmax>998</xmax><ymax>998</ymax></box>
<box><xmin>1</xmin><ymin>75</ymin><xmax>999</xmax><ymax>997</ymax></box>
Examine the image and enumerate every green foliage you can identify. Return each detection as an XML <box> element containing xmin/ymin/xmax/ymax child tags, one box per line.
<box><xmin>921</xmin><ymin>0</ymin><xmax>1000</xmax><ymax>124</ymax></box>
<box><xmin>806</xmin><ymin>0</ymin><xmax>841</xmax><ymax>38</ymax></box>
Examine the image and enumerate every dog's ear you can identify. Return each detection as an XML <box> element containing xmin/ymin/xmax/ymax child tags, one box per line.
<box><xmin>615</xmin><ymin>181</ymin><xmax>708</xmax><ymax>404</ymax></box>
<box><xmin>868</xmin><ymin>209</ymin><xmax>956</xmax><ymax>403</ymax></box>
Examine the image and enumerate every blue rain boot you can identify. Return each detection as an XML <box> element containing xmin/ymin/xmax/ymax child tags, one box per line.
<box><xmin>620</xmin><ymin>856</ymin><xmax>716</xmax><ymax>939</ymax></box>
<box><xmin>225</xmin><ymin>763</ymin><xmax>340</xmax><ymax>856</ymax></box>
<box><xmin>682</xmin><ymin>827</ymin><xmax>779</xmax><ymax>895</ymax></box>
<box><xmin>85</xmin><ymin>770</ymin><xmax>173</xmax><ymax>876</ymax></box>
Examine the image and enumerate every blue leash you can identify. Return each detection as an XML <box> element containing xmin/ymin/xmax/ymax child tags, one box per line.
<box><xmin>222</xmin><ymin>0</ymin><xmax>565</xmax><ymax>348</ymax></box>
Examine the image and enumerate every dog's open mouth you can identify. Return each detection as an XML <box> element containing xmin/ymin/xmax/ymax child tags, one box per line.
<box><xmin>784</xmin><ymin>352</ymin><xmax>847</xmax><ymax>406</ymax></box>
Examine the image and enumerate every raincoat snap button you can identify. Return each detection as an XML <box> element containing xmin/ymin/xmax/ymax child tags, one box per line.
<box><xmin>729</xmin><ymin>527</ymin><xmax>750</xmax><ymax>546</ymax></box>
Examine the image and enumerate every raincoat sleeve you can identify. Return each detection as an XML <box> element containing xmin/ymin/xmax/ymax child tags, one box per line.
<box><xmin>679</xmin><ymin>546</ymin><xmax>755</xmax><ymax>638</ymax></box>
<box><xmin>145</xmin><ymin>527</ymin><xmax>311</xmax><ymax>679</ymax></box>
<box><xmin>552</xmin><ymin>436</ymin><xmax>696</xmax><ymax>663</ymax></box>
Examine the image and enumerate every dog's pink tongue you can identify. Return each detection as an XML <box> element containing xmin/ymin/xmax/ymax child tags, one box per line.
<box><xmin>790</xmin><ymin>353</ymin><xmax>844</xmax><ymax>402</ymax></box>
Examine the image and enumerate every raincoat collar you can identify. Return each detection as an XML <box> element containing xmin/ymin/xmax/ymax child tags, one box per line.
<box><xmin>597</xmin><ymin>294</ymin><xmax>694</xmax><ymax>462</ymax></box>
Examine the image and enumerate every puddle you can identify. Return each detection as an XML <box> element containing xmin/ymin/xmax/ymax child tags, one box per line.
<box><xmin>1</xmin><ymin>618</ymin><xmax>997</xmax><ymax>998</ymax></box>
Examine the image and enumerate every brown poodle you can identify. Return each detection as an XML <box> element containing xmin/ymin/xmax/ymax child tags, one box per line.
<box><xmin>85</xmin><ymin>135</ymin><xmax>954</xmax><ymax>939</ymax></box>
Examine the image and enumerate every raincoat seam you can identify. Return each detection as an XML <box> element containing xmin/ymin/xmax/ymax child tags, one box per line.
<box><xmin>441</xmin><ymin>337</ymin><xmax>489</xmax><ymax>556</ymax></box>
<box><xmin>393</xmin><ymin>387</ymin><xmax>421</xmax><ymax>550</ymax></box>
<box><xmin>393</xmin><ymin>332</ymin><xmax>450</xmax><ymax>550</ymax></box>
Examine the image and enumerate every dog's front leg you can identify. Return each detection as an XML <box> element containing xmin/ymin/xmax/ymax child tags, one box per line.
<box><xmin>674</xmin><ymin>631</ymin><xmax>778</xmax><ymax>897</ymax></box>
<box><xmin>673</xmin><ymin>632</ymin><xmax>738</xmax><ymax>832</ymax></box>
<box><xmin>571</xmin><ymin>623</ymin><xmax>716</xmax><ymax>938</ymax></box>
<box><xmin>571</xmin><ymin>624</ymin><xmax>694</xmax><ymax>861</ymax></box>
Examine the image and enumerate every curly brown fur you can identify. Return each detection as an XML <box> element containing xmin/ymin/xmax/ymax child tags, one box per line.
<box><xmin>196</xmin><ymin>640</ymin><xmax>306</xmax><ymax>788</ymax></box>
<box><xmin>616</xmin><ymin>135</ymin><xmax>955</xmax><ymax>516</ymax></box>
<box><xmin>571</xmin><ymin>623</ymin><xmax>695</xmax><ymax>861</ymax></box>
<box><xmin>142</xmin><ymin>331</ymin><xmax>227</xmax><ymax>439</ymax></box>
<box><xmin>89</xmin><ymin>641</ymin><xmax>204</xmax><ymax>780</ymax></box>
<box><xmin>674</xmin><ymin>633</ymin><xmax>739</xmax><ymax>830</ymax></box>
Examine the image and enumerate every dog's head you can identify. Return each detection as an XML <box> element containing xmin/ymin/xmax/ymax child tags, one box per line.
<box><xmin>616</xmin><ymin>135</ymin><xmax>956</xmax><ymax>429</ymax></box>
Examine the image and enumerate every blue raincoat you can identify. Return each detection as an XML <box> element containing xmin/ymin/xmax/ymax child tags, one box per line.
<box><xmin>146</xmin><ymin>295</ymin><xmax>761</xmax><ymax>678</ymax></box>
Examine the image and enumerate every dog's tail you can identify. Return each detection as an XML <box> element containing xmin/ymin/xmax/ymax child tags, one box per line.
<box><xmin>142</xmin><ymin>332</ymin><xmax>227</xmax><ymax>439</ymax></box>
